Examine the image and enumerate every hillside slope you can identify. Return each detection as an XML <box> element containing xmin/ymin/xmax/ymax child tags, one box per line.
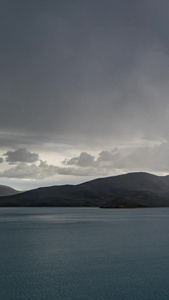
<box><xmin>0</xmin><ymin>185</ymin><xmax>20</xmax><ymax>197</ymax></box>
<box><xmin>0</xmin><ymin>172</ymin><xmax>169</xmax><ymax>207</ymax></box>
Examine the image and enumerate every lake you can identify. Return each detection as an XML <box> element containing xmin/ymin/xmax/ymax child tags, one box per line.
<box><xmin>0</xmin><ymin>207</ymin><xmax>169</xmax><ymax>300</ymax></box>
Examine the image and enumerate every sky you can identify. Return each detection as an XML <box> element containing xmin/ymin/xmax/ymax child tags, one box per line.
<box><xmin>1</xmin><ymin>0</ymin><xmax>169</xmax><ymax>190</ymax></box>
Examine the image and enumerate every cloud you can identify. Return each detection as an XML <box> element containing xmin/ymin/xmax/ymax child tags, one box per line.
<box><xmin>0</xmin><ymin>158</ymin><xmax>4</xmax><ymax>163</ymax></box>
<box><xmin>0</xmin><ymin>159</ymin><xmax>103</xmax><ymax>179</ymax></box>
<box><xmin>1</xmin><ymin>0</ymin><xmax>169</xmax><ymax>150</ymax></box>
<box><xmin>0</xmin><ymin>160</ymin><xmax>58</xmax><ymax>180</ymax></box>
<box><xmin>3</xmin><ymin>148</ymin><xmax>39</xmax><ymax>163</ymax></box>
<box><xmin>57</xmin><ymin>166</ymin><xmax>99</xmax><ymax>176</ymax></box>
<box><xmin>0</xmin><ymin>134</ymin><xmax>40</xmax><ymax>148</ymax></box>
<box><xmin>126</xmin><ymin>143</ymin><xmax>169</xmax><ymax>172</ymax></box>
<box><xmin>63</xmin><ymin>143</ymin><xmax>169</xmax><ymax>175</ymax></box>
<box><xmin>63</xmin><ymin>152</ymin><xmax>95</xmax><ymax>167</ymax></box>
<box><xmin>1</xmin><ymin>142</ymin><xmax>169</xmax><ymax>181</ymax></box>
<box><xmin>98</xmin><ymin>148</ymin><xmax>120</xmax><ymax>162</ymax></box>
<box><xmin>1</xmin><ymin>1</ymin><xmax>169</xmax><ymax>188</ymax></box>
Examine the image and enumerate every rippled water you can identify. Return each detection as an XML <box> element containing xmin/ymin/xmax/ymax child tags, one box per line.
<box><xmin>1</xmin><ymin>207</ymin><xmax>169</xmax><ymax>300</ymax></box>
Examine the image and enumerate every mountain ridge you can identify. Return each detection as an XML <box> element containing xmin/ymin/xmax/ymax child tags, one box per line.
<box><xmin>0</xmin><ymin>185</ymin><xmax>20</xmax><ymax>197</ymax></box>
<box><xmin>1</xmin><ymin>172</ymin><xmax>169</xmax><ymax>207</ymax></box>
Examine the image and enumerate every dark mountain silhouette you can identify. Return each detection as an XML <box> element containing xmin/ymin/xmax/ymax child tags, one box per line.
<box><xmin>100</xmin><ymin>190</ymin><xmax>169</xmax><ymax>208</ymax></box>
<box><xmin>0</xmin><ymin>185</ymin><xmax>20</xmax><ymax>197</ymax></box>
<box><xmin>1</xmin><ymin>172</ymin><xmax>169</xmax><ymax>207</ymax></box>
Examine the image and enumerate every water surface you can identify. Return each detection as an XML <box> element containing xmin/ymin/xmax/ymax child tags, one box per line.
<box><xmin>0</xmin><ymin>207</ymin><xmax>169</xmax><ymax>300</ymax></box>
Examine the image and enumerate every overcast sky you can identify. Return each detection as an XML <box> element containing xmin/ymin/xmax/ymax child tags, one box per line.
<box><xmin>1</xmin><ymin>0</ymin><xmax>169</xmax><ymax>190</ymax></box>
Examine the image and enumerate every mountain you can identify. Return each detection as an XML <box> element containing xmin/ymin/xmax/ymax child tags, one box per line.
<box><xmin>100</xmin><ymin>190</ymin><xmax>169</xmax><ymax>208</ymax></box>
<box><xmin>1</xmin><ymin>172</ymin><xmax>169</xmax><ymax>207</ymax></box>
<box><xmin>0</xmin><ymin>185</ymin><xmax>20</xmax><ymax>197</ymax></box>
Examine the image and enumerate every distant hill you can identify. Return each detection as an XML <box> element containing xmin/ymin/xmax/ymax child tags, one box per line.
<box><xmin>1</xmin><ymin>172</ymin><xmax>169</xmax><ymax>207</ymax></box>
<box><xmin>0</xmin><ymin>185</ymin><xmax>20</xmax><ymax>197</ymax></box>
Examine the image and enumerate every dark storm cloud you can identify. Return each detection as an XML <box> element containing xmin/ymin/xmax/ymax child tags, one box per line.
<box><xmin>1</xmin><ymin>0</ymin><xmax>169</xmax><ymax>148</ymax></box>
<box><xmin>3</xmin><ymin>148</ymin><xmax>39</xmax><ymax>163</ymax></box>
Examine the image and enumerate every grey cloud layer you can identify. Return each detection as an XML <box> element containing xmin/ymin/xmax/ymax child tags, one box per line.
<box><xmin>1</xmin><ymin>1</ymin><xmax>169</xmax><ymax>147</ymax></box>
<box><xmin>1</xmin><ymin>1</ymin><xmax>169</xmax><ymax>185</ymax></box>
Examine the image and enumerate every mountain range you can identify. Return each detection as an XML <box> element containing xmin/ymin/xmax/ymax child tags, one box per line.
<box><xmin>1</xmin><ymin>172</ymin><xmax>169</xmax><ymax>208</ymax></box>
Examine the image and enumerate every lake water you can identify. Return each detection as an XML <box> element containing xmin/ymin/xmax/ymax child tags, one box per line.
<box><xmin>0</xmin><ymin>207</ymin><xmax>169</xmax><ymax>300</ymax></box>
